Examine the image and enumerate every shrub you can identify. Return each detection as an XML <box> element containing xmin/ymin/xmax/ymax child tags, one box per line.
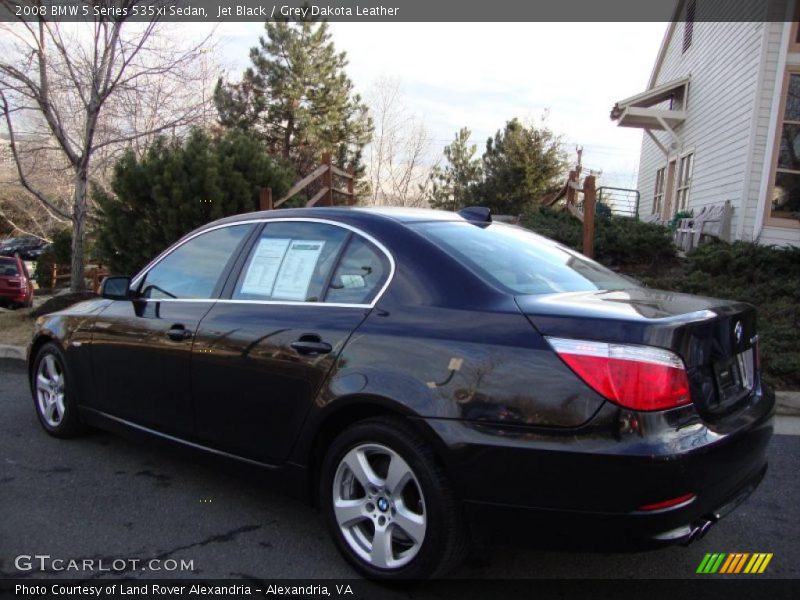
<box><xmin>34</xmin><ymin>229</ymin><xmax>72</xmax><ymax>289</ymax></box>
<box><xmin>95</xmin><ymin>129</ymin><xmax>293</xmax><ymax>276</ymax></box>
<box><xmin>521</xmin><ymin>208</ymin><xmax>676</xmax><ymax>267</ymax></box>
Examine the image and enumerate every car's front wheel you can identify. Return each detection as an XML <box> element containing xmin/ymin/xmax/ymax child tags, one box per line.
<box><xmin>320</xmin><ymin>416</ymin><xmax>467</xmax><ymax>579</ymax></box>
<box><xmin>32</xmin><ymin>342</ymin><xmax>86</xmax><ymax>438</ymax></box>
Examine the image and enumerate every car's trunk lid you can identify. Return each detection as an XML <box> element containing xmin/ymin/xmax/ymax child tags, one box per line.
<box><xmin>516</xmin><ymin>288</ymin><xmax>759</xmax><ymax>416</ymax></box>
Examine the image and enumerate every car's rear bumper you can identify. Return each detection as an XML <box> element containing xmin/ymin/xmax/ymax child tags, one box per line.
<box><xmin>418</xmin><ymin>388</ymin><xmax>774</xmax><ymax>546</ymax></box>
<box><xmin>461</xmin><ymin>461</ymin><xmax>766</xmax><ymax>548</ymax></box>
<box><xmin>0</xmin><ymin>289</ymin><xmax>31</xmax><ymax>303</ymax></box>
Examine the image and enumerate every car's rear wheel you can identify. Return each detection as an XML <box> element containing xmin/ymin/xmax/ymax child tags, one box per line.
<box><xmin>32</xmin><ymin>343</ymin><xmax>86</xmax><ymax>438</ymax></box>
<box><xmin>320</xmin><ymin>416</ymin><xmax>467</xmax><ymax>579</ymax></box>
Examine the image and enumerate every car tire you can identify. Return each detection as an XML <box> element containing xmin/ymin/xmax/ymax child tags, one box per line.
<box><xmin>320</xmin><ymin>416</ymin><xmax>468</xmax><ymax>580</ymax></box>
<box><xmin>32</xmin><ymin>342</ymin><xmax>86</xmax><ymax>438</ymax></box>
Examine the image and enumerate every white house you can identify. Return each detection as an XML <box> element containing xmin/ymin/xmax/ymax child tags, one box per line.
<box><xmin>611</xmin><ymin>0</ymin><xmax>800</xmax><ymax>247</ymax></box>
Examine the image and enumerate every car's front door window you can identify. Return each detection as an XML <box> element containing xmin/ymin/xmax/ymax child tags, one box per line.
<box><xmin>140</xmin><ymin>225</ymin><xmax>251</xmax><ymax>299</ymax></box>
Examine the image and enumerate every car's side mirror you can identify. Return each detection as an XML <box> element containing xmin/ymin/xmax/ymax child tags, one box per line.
<box><xmin>100</xmin><ymin>276</ymin><xmax>132</xmax><ymax>300</ymax></box>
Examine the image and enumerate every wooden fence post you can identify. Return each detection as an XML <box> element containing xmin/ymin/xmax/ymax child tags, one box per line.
<box><xmin>259</xmin><ymin>188</ymin><xmax>273</xmax><ymax>211</ymax></box>
<box><xmin>322</xmin><ymin>153</ymin><xmax>333</xmax><ymax>206</ymax></box>
<box><xmin>565</xmin><ymin>169</ymin><xmax>577</xmax><ymax>207</ymax></box>
<box><xmin>582</xmin><ymin>175</ymin><xmax>596</xmax><ymax>259</ymax></box>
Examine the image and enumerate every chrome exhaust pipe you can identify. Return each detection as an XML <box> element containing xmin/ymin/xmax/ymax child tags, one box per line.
<box><xmin>693</xmin><ymin>518</ymin><xmax>715</xmax><ymax>541</ymax></box>
<box><xmin>681</xmin><ymin>517</ymin><xmax>716</xmax><ymax>546</ymax></box>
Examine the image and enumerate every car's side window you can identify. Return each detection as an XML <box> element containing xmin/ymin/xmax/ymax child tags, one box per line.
<box><xmin>324</xmin><ymin>236</ymin><xmax>390</xmax><ymax>305</ymax></box>
<box><xmin>233</xmin><ymin>222</ymin><xmax>350</xmax><ymax>302</ymax></box>
<box><xmin>140</xmin><ymin>225</ymin><xmax>252</xmax><ymax>299</ymax></box>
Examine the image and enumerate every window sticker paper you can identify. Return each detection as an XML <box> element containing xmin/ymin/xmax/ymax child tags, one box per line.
<box><xmin>340</xmin><ymin>274</ymin><xmax>366</xmax><ymax>289</ymax></box>
<box><xmin>240</xmin><ymin>238</ymin><xmax>292</xmax><ymax>296</ymax></box>
<box><xmin>272</xmin><ymin>240</ymin><xmax>326</xmax><ymax>301</ymax></box>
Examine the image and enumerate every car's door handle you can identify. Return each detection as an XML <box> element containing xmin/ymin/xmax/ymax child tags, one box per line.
<box><xmin>290</xmin><ymin>335</ymin><xmax>332</xmax><ymax>356</ymax></box>
<box><xmin>166</xmin><ymin>324</ymin><xmax>193</xmax><ymax>341</ymax></box>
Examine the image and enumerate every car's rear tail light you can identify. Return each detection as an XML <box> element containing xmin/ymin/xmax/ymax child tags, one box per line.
<box><xmin>546</xmin><ymin>337</ymin><xmax>691</xmax><ymax>411</ymax></box>
<box><xmin>638</xmin><ymin>492</ymin><xmax>696</xmax><ymax>512</ymax></box>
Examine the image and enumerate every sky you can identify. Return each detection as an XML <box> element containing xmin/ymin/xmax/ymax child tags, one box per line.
<box><xmin>202</xmin><ymin>22</ymin><xmax>669</xmax><ymax>188</ymax></box>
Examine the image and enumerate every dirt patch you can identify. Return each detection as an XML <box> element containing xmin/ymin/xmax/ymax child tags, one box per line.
<box><xmin>1</xmin><ymin>291</ymin><xmax>96</xmax><ymax>347</ymax></box>
<box><xmin>0</xmin><ymin>307</ymin><xmax>36</xmax><ymax>346</ymax></box>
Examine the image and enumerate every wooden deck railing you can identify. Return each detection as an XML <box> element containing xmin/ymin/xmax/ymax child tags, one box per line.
<box><xmin>259</xmin><ymin>153</ymin><xmax>355</xmax><ymax>211</ymax></box>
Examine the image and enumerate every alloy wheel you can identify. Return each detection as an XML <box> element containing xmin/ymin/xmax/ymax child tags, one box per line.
<box><xmin>332</xmin><ymin>443</ymin><xmax>427</xmax><ymax>570</ymax></box>
<box><xmin>36</xmin><ymin>354</ymin><xmax>66</xmax><ymax>427</ymax></box>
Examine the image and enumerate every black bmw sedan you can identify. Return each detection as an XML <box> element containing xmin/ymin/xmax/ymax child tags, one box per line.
<box><xmin>28</xmin><ymin>207</ymin><xmax>773</xmax><ymax>579</ymax></box>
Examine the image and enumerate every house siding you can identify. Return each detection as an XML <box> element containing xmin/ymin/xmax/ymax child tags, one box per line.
<box><xmin>637</xmin><ymin>9</ymin><xmax>766</xmax><ymax>237</ymax></box>
<box><xmin>743</xmin><ymin>21</ymin><xmax>784</xmax><ymax>242</ymax></box>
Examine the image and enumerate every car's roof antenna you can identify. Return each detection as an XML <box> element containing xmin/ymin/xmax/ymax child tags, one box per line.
<box><xmin>457</xmin><ymin>206</ymin><xmax>492</xmax><ymax>223</ymax></box>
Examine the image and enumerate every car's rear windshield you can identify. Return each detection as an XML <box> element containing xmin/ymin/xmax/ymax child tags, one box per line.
<box><xmin>413</xmin><ymin>221</ymin><xmax>634</xmax><ymax>295</ymax></box>
<box><xmin>0</xmin><ymin>257</ymin><xmax>20</xmax><ymax>276</ymax></box>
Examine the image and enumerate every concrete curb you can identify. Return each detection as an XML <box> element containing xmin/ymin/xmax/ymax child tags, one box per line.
<box><xmin>776</xmin><ymin>391</ymin><xmax>800</xmax><ymax>417</ymax></box>
<box><xmin>0</xmin><ymin>344</ymin><xmax>25</xmax><ymax>361</ymax></box>
<box><xmin>0</xmin><ymin>343</ymin><xmax>798</xmax><ymax>416</ymax></box>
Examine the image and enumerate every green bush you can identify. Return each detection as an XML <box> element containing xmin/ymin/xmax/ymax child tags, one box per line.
<box><xmin>521</xmin><ymin>208</ymin><xmax>676</xmax><ymax>267</ymax></box>
<box><xmin>34</xmin><ymin>229</ymin><xmax>72</xmax><ymax>289</ymax></box>
<box><xmin>95</xmin><ymin>128</ymin><xmax>293</xmax><ymax>276</ymax></box>
<box><xmin>668</xmin><ymin>209</ymin><xmax>693</xmax><ymax>231</ymax></box>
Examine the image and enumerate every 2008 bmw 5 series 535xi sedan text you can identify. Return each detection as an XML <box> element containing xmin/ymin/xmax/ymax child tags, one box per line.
<box><xmin>28</xmin><ymin>206</ymin><xmax>773</xmax><ymax>579</ymax></box>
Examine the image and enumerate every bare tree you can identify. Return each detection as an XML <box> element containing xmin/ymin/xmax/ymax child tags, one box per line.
<box><xmin>0</xmin><ymin>2</ymin><xmax>215</xmax><ymax>290</ymax></box>
<box><xmin>365</xmin><ymin>77</ymin><xmax>433</xmax><ymax>207</ymax></box>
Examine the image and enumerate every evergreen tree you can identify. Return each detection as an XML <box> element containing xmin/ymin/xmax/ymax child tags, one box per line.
<box><xmin>214</xmin><ymin>18</ymin><xmax>373</xmax><ymax>181</ymax></box>
<box><xmin>95</xmin><ymin>129</ymin><xmax>293</xmax><ymax>275</ymax></box>
<box><xmin>478</xmin><ymin>118</ymin><xmax>567</xmax><ymax>214</ymax></box>
<box><xmin>424</xmin><ymin>127</ymin><xmax>482</xmax><ymax>211</ymax></box>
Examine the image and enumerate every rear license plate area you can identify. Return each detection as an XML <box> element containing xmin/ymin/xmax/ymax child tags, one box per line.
<box><xmin>713</xmin><ymin>349</ymin><xmax>755</xmax><ymax>405</ymax></box>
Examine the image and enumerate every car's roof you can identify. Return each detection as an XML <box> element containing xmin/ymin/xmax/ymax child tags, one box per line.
<box><xmin>204</xmin><ymin>206</ymin><xmax>470</xmax><ymax>230</ymax></box>
<box><xmin>353</xmin><ymin>207</ymin><xmax>470</xmax><ymax>223</ymax></box>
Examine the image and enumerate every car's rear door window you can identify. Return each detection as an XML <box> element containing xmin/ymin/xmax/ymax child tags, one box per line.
<box><xmin>325</xmin><ymin>236</ymin><xmax>390</xmax><ymax>305</ymax></box>
<box><xmin>139</xmin><ymin>225</ymin><xmax>252</xmax><ymax>299</ymax></box>
<box><xmin>414</xmin><ymin>221</ymin><xmax>633</xmax><ymax>295</ymax></box>
<box><xmin>233</xmin><ymin>222</ymin><xmax>350</xmax><ymax>302</ymax></box>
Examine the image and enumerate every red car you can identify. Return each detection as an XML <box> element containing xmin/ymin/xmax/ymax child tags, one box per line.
<box><xmin>0</xmin><ymin>255</ymin><xmax>34</xmax><ymax>309</ymax></box>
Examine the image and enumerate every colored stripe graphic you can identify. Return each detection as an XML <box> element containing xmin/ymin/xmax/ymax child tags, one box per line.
<box><xmin>697</xmin><ymin>553</ymin><xmax>726</xmax><ymax>573</ymax></box>
<box><xmin>734</xmin><ymin>553</ymin><xmax>750</xmax><ymax>573</ymax></box>
<box><xmin>720</xmin><ymin>553</ymin><xmax>749</xmax><ymax>573</ymax></box>
<box><xmin>696</xmin><ymin>554</ymin><xmax>713</xmax><ymax>573</ymax></box>
<box><xmin>744</xmin><ymin>553</ymin><xmax>774</xmax><ymax>574</ymax></box>
<box><xmin>719</xmin><ymin>554</ymin><xmax>736</xmax><ymax>573</ymax></box>
<box><xmin>700</xmin><ymin>552</ymin><xmax>773</xmax><ymax>574</ymax></box>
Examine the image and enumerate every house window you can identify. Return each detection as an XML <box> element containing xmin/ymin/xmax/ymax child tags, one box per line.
<box><xmin>653</xmin><ymin>167</ymin><xmax>665</xmax><ymax>214</ymax></box>
<box><xmin>770</xmin><ymin>73</ymin><xmax>800</xmax><ymax>220</ymax></box>
<box><xmin>683</xmin><ymin>0</ymin><xmax>696</xmax><ymax>53</ymax></box>
<box><xmin>675</xmin><ymin>153</ymin><xmax>694</xmax><ymax>214</ymax></box>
